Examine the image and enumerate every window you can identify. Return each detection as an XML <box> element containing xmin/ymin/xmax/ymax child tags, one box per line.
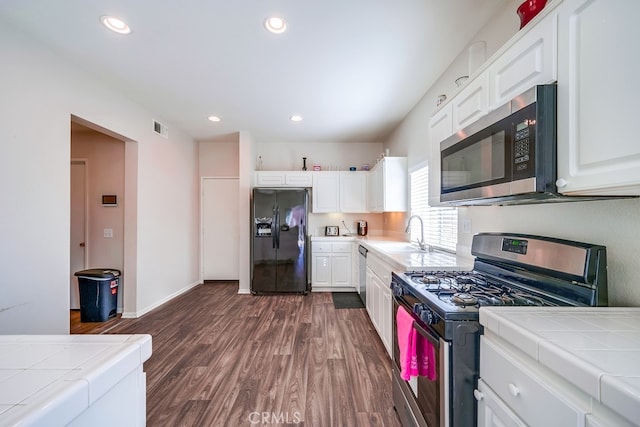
<box><xmin>409</xmin><ymin>164</ymin><xmax>457</xmax><ymax>252</ymax></box>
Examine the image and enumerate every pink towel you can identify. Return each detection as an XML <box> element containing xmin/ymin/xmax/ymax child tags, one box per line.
<box><xmin>396</xmin><ymin>306</ymin><xmax>415</xmax><ymax>380</ymax></box>
<box><xmin>396</xmin><ymin>306</ymin><xmax>438</xmax><ymax>381</ymax></box>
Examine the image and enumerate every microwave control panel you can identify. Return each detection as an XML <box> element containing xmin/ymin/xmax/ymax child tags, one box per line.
<box><xmin>514</xmin><ymin>119</ymin><xmax>531</xmax><ymax>171</ymax></box>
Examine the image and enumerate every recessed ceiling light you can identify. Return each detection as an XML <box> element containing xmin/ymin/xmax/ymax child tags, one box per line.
<box><xmin>264</xmin><ymin>16</ymin><xmax>287</xmax><ymax>34</ymax></box>
<box><xmin>208</xmin><ymin>115</ymin><xmax>221</xmax><ymax>122</ymax></box>
<box><xmin>100</xmin><ymin>15</ymin><xmax>131</xmax><ymax>34</ymax></box>
<box><xmin>290</xmin><ymin>115</ymin><xmax>303</xmax><ymax>122</ymax></box>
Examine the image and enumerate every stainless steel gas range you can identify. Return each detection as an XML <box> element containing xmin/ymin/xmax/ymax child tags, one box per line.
<box><xmin>390</xmin><ymin>233</ymin><xmax>608</xmax><ymax>427</ymax></box>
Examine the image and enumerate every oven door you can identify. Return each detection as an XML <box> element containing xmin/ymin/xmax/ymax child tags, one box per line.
<box><xmin>392</xmin><ymin>297</ymin><xmax>450</xmax><ymax>427</ymax></box>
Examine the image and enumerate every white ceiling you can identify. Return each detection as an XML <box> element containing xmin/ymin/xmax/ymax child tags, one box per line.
<box><xmin>0</xmin><ymin>0</ymin><xmax>509</xmax><ymax>143</ymax></box>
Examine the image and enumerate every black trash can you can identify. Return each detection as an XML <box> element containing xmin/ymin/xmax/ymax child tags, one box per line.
<box><xmin>74</xmin><ymin>269</ymin><xmax>120</xmax><ymax>322</ymax></box>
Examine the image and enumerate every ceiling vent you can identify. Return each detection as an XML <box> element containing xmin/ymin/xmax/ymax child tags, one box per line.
<box><xmin>153</xmin><ymin>120</ymin><xmax>168</xmax><ymax>139</ymax></box>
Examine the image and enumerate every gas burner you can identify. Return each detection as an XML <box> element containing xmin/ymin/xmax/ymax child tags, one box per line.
<box><xmin>451</xmin><ymin>292</ymin><xmax>478</xmax><ymax>306</ymax></box>
<box><xmin>419</xmin><ymin>275</ymin><xmax>441</xmax><ymax>285</ymax></box>
<box><xmin>454</xmin><ymin>275</ymin><xmax>477</xmax><ymax>285</ymax></box>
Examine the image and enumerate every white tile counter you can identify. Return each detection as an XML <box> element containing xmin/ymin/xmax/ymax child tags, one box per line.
<box><xmin>311</xmin><ymin>235</ymin><xmax>472</xmax><ymax>271</ymax></box>
<box><xmin>480</xmin><ymin>307</ymin><xmax>640</xmax><ymax>426</ymax></box>
<box><xmin>0</xmin><ymin>334</ymin><xmax>152</xmax><ymax>426</ymax></box>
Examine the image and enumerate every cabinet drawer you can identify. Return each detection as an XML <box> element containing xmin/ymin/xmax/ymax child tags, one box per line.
<box><xmin>480</xmin><ymin>336</ymin><xmax>586</xmax><ymax>426</ymax></box>
<box><xmin>312</xmin><ymin>242</ymin><xmax>332</xmax><ymax>253</ymax></box>
<box><xmin>331</xmin><ymin>242</ymin><xmax>352</xmax><ymax>253</ymax></box>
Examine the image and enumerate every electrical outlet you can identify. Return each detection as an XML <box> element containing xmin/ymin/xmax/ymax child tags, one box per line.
<box><xmin>462</xmin><ymin>219</ymin><xmax>472</xmax><ymax>234</ymax></box>
<box><xmin>104</xmin><ymin>228</ymin><xmax>113</xmax><ymax>238</ymax></box>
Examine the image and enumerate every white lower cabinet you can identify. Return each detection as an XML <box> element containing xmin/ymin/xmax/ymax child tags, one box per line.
<box><xmin>311</xmin><ymin>241</ymin><xmax>352</xmax><ymax>289</ymax></box>
<box><xmin>476</xmin><ymin>379</ymin><xmax>526</xmax><ymax>427</ymax></box>
<box><xmin>477</xmin><ymin>334</ymin><xmax>636</xmax><ymax>427</ymax></box>
<box><xmin>365</xmin><ymin>252</ymin><xmax>392</xmax><ymax>358</ymax></box>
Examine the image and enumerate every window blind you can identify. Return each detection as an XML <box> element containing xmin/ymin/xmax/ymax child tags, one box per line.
<box><xmin>409</xmin><ymin>166</ymin><xmax>458</xmax><ymax>252</ymax></box>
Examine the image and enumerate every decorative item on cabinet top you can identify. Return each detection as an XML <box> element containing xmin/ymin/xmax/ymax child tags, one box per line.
<box><xmin>517</xmin><ymin>0</ymin><xmax>547</xmax><ymax>29</ymax></box>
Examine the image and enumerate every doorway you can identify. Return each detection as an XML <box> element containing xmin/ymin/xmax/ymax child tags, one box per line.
<box><xmin>70</xmin><ymin>116</ymin><xmax>134</xmax><ymax>332</ymax></box>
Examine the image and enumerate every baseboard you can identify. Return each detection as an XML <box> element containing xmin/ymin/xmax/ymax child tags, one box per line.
<box><xmin>121</xmin><ymin>280</ymin><xmax>201</xmax><ymax>318</ymax></box>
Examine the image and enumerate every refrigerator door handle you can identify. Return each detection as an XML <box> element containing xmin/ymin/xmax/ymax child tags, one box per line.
<box><xmin>271</xmin><ymin>206</ymin><xmax>277</xmax><ymax>249</ymax></box>
<box><xmin>275</xmin><ymin>207</ymin><xmax>280</xmax><ymax>249</ymax></box>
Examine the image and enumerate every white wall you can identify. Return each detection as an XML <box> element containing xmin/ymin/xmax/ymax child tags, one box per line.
<box><xmin>385</xmin><ymin>2</ymin><xmax>640</xmax><ymax>306</ymax></box>
<box><xmin>0</xmin><ymin>17</ymin><xmax>200</xmax><ymax>333</ymax></box>
<box><xmin>199</xmin><ymin>140</ymin><xmax>240</xmax><ymax>177</ymax></box>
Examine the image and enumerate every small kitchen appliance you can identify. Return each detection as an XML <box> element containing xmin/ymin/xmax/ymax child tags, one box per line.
<box><xmin>357</xmin><ymin>220</ymin><xmax>368</xmax><ymax>236</ymax></box>
<box><xmin>391</xmin><ymin>232</ymin><xmax>607</xmax><ymax>427</ymax></box>
<box><xmin>325</xmin><ymin>226</ymin><xmax>339</xmax><ymax>236</ymax></box>
<box><xmin>440</xmin><ymin>84</ymin><xmax>557</xmax><ymax>205</ymax></box>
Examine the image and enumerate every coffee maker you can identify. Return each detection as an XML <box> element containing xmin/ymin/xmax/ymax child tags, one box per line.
<box><xmin>357</xmin><ymin>220</ymin><xmax>368</xmax><ymax>236</ymax></box>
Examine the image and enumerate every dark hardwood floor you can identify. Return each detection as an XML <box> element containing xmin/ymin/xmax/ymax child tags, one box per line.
<box><xmin>71</xmin><ymin>282</ymin><xmax>401</xmax><ymax>426</ymax></box>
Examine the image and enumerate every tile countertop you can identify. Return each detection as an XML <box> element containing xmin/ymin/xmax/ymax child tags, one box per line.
<box><xmin>480</xmin><ymin>307</ymin><xmax>640</xmax><ymax>425</ymax></box>
<box><xmin>310</xmin><ymin>235</ymin><xmax>473</xmax><ymax>271</ymax></box>
<box><xmin>0</xmin><ymin>334</ymin><xmax>152</xmax><ymax>425</ymax></box>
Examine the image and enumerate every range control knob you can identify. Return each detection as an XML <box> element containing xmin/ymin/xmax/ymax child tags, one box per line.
<box><xmin>414</xmin><ymin>304</ymin><xmax>435</xmax><ymax>325</ymax></box>
<box><xmin>391</xmin><ymin>282</ymin><xmax>404</xmax><ymax>297</ymax></box>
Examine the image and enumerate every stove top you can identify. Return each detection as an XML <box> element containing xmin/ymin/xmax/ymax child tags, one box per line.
<box><xmin>391</xmin><ymin>233</ymin><xmax>608</xmax><ymax>323</ymax></box>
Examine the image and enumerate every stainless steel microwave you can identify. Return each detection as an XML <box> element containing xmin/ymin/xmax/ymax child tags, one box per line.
<box><xmin>440</xmin><ymin>84</ymin><xmax>557</xmax><ymax>205</ymax></box>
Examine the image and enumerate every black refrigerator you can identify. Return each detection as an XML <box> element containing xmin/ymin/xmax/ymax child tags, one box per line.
<box><xmin>251</xmin><ymin>188</ymin><xmax>309</xmax><ymax>294</ymax></box>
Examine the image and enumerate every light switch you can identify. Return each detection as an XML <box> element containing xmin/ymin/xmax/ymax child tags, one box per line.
<box><xmin>462</xmin><ymin>219</ymin><xmax>472</xmax><ymax>234</ymax></box>
<box><xmin>104</xmin><ymin>228</ymin><xmax>113</xmax><ymax>238</ymax></box>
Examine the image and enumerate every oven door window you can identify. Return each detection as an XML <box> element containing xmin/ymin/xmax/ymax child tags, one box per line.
<box><xmin>441</xmin><ymin>128</ymin><xmax>508</xmax><ymax>193</ymax></box>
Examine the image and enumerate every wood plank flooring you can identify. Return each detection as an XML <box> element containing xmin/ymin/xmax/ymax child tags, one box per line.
<box><xmin>72</xmin><ymin>282</ymin><xmax>401</xmax><ymax>426</ymax></box>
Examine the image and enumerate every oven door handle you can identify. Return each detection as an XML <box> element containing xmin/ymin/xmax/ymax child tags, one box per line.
<box><xmin>412</xmin><ymin>320</ymin><xmax>440</xmax><ymax>349</ymax></box>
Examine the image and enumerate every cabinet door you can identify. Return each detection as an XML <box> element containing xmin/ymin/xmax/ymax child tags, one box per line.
<box><xmin>556</xmin><ymin>0</ymin><xmax>640</xmax><ymax>195</ymax></box>
<box><xmin>255</xmin><ymin>171</ymin><xmax>285</xmax><ymax>186</ymax></box>
<box><xmin>365</xmin><ymin>268</ymin><xmax>376</xmax><ymax>321</ymax></box>
<box><xmin>285</xmin><ymin>172</ymin><xmax>313</xmax><ymax>187</ymax></box>
<box><xmin>339</xmin><ymin>172</ymin><xmax>368</xmax><ymax>213</ymax></box>
<box><xmin>476</xmin><ymin>380</ymin><xmax>526</xmax><ymax>427</ymax></box>
<box><xmin>312</xmin><ymin>254</ymin><xmax>331</xmax><ymax>287</ymax></box>
<box><xmin>381</xmin><ymin>157</ymin><xmax>408</xmax><ymax>212</ymax></box>
<box><xmin>331</xmin><ymin>253</ymin><xmax>351</xmax><ymax>287</ymax></box>
<box><xmin>488</xmin><ymin>9</ymin><xmax>557</xmax><ymax>110</ymax></box>
<box><xmin>452</xmin><ymin>73</ymin><xmax>489</xmax><ymax>132</ymax></box>
<box><xmin>368</xmin><ymin>166</ymin><xmax>384</xmax><ymax>212</ymax></box>
<box><xmin>381</xmin><ymin>286</ymin><xmax>392</xmax><ymax>358</ymax></box>
<box><xmin>429</xmin><ymin>103</ymin><xmax>453</xmax><ymax>207</ymax></box>
<box><xmin>312</xmin><ymin>173</ymin><xmax>340</xmax><ymax>212</ymax></box>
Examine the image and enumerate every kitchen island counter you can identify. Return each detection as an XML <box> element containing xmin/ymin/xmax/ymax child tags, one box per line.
<box><xmin>480</xmin><ymin>307</ymin><xmax>640</xmax><ymax>426</ymax></box>
<box><xmin>0</xmin><ymin>334</ymin><xmax>151</xmax><ymax>426</ymax></box>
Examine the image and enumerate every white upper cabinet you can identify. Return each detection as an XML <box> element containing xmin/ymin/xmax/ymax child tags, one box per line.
<box><xmin>556</xmin><ymin>0</ymin><xmax>640</xmax><ymax>195</ymax></box>
<box><xmin>312</xmin><ymin>172</ymin><xmax>368</xmax><ymax>213</ymax></box>
<box><xmin>339</xmin><ymin>172</ymin><xmax>368</xmax><ymax>213</ymax></box>
<box><xmin>429</xmin><ymin>103</ymin><xmax>453</xmax><ymax>207</ymax></box>
<box><xmin>312</xmin><ymin>172</ymin><xmax>340</xmax><ymax>212</ymax></box>
<box><xmin>452</xmin><ymin>73</ymin><xmax>489</xmax><ymax>132</ymax></box>
<box><xmin>488</xmin><ymin>8</ymin><xmax>558</xmax><ymax>110</ymax></box>
<box><xmin>255</xmin><ymin>171</ymin><xmax>313</xmax><ymax>187</ymax></box>
<box><xmin>367</xmin><ymin>157</ymin><xmax>408</xmax><ymax>212</ymax></box>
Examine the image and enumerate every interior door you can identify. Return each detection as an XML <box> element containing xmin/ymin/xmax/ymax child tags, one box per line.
<box><xmin>202</xmin><ymin>178</ymin><xmax>240</xmax><ymax>280</ymax></box>
<box><xmin>70</xmin><ymin>160</ymin><xmax>87</xmax><ymax>309</ymax></box>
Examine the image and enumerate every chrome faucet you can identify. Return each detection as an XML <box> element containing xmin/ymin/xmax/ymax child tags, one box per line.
<box><xmin>404</xmin><ymin>215</ymin><xmax>429</xmax><ymax>251</ymax></box>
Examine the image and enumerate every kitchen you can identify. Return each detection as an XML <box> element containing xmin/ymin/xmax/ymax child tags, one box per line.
<box><xmin>2</xmin><ymin>0</ymin><xmax>640</xmax><ymax>425</ymax></box>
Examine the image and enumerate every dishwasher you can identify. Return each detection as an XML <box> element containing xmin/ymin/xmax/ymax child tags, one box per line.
<box><xmin>358</xmin><ymin>245</ymin><xmax>368</xmax><ymax>305</ymax></box>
